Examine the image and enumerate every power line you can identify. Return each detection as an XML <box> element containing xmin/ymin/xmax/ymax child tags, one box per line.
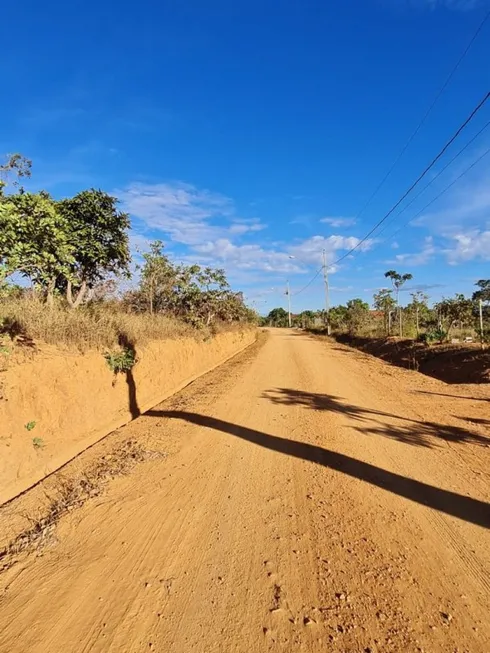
<box><xmin>293</xmin><ymin>91</ymin><xmax>490</xmax><ymax>297</ymax></box>
<box><xmin>292</xmin><ymin>266</ymin><xmax>323</xmax><ymax>297</ymax></box>
<box><xmin>383</xmin><ymin>145</ymin><xmax>490</xmax><ymax>243</ymax></box>
<box><xmin>352</xmin><ymin>7</ymin><xmax>490</xmax><ymax>222</ymax></box>
<box><xmin>374</xmin><ymin>118</ymin><xmax>490</xmax><ymax>239</ymax></box>
<box><xmin>292</xmin><ymin>12</ymin><xmax>490</xmax><ymax>300</ymax></box>
<box><xmin>331</xmin><ymin>89</ymin><xmax>490</xmax><ymax>267</ymax></box>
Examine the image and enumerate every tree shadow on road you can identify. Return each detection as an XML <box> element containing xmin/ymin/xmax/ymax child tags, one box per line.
<box><xmin>262</xmin><ymin>388</ymin><xmax>490</xmax><ymax>449</ymax></box>
<box><xmin>146</xmin><ymin>409</ymin><xmax>490</xmax><ymax>529</ymax></box>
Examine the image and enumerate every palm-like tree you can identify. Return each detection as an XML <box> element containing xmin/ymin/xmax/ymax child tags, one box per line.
<box><xmin>384</xmin><ymin>270</ymin><xmax>413</xmax><ymax>337</ymax></box>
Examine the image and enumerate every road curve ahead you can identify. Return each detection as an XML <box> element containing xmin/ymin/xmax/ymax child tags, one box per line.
<box><xmin>0</xmin><ymin>329</ymin><xmax>489</xmax><ymax>652</ymax></box>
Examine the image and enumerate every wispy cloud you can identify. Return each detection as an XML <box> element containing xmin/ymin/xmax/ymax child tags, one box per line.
<box><xmin>392</xmin><ymin>236</ymin><xmax>436</xmax><ymax>266</ymax></box>
<box><xmin>444</xmin><ymin>229</ymin><xmax>490</xmax><ymax>263</ymax></box>
<box><xmin>320</xmin><ymin>216</ymin><xmax>357</xmax><ymax>228</ymax></box>
<box><xmin>193</xmin><ymin>239</ymin><xmax>303</xmax><ymax>273</ymax></box>
<box><xmin>118</xmin><ymin>181</ymin><xmax>250</xmax><ymax>245</ymax></box>
<box><xmin>119</xmin><ymin>181</ymin><xmax>375</xmax><ymax>279</ymax></box>
<box><xmin>291</xmin><ymin>235</ymin><xmax>374</xmax><ymax>266</ymax></box>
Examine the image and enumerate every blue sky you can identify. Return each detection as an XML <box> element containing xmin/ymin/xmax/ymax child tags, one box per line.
<box><xmin>2</xmin><ymin>0</ymin><xmax>490</xmax><ymax>312</ymax></box>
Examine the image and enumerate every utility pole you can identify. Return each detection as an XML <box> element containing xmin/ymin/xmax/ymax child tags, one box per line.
<box><xmin>322</xmin><ymin>249</ymin><xmax>331</xmax><ymax>335</ymax></box>
<box><xmin>286</xmin><ymin>280</ymin><xmax>292</xmax><ymax>328</ymax></box>
<box><xmin>479</xmin><ymin>299</ymin><xmax>485</xmax><ymax>350</ymax></box>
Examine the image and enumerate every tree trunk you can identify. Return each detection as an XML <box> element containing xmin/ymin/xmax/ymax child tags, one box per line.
<box><xmin>46</xmin><ymin>277</ymin><xmax>57</xmax><ymax>308</ymax></box>
<box><xmin>66</xmin><ymin>279</ymin><xmax>88</xmax><ymax>309</ymax></box>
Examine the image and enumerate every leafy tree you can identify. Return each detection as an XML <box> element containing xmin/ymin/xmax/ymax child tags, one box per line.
<box><xmin>297</xmin><ymin>310</ymin><xmax>316</xmax><ymax>328</ymax></box>
<box><xmin>373</xmin><ymin>289</ymin><xmax>396</xmax><ymax>335</ymax></box>
<box><xmin>0</xmin><ymin>190</ymin><xmax>74</xmax><ymax>304</ymax></box>
<box><xmin>57</xmin><ymin>189</ymin><xmax>131</xmax><ymax>308</ymax></box>
<box><xmin>472</xmin><ymin>279</ymin><xmax>490</xmax><ymax>305</ymax></box>
<box><xmin>329</xmin><ymin>305</ymin><xmax>349</xmax><ymax>331</ymax></box>
<box><xmin>265</xmin><ymin>307</ymin><xmax>288</xmax><ymax>327</ymax></box>
<box><xmin>435</xmin><ymin>294</ymin><xmax>474</xmax><ymax>339</ymax></box>
<box><xmin>384</xmin><ymin>269</ymin><xmax>413</xmax><ymax>336</ymax></box>
<box><xmin>133</xmin><ymin>241</ymin><xmax>179</xmax><ymax>314</ymax></box>
<box><xmin>0</xmin><ymin>153</ymin><xmax>32</xmax><ymax>190</ymax></box>
<box><xmin>345</xmin><ymin>298</ymin><xmax>369</xmax><ymax>335</ymax></box>
<box><xmin>406</xmin><ymin>291</ymin><xmax>430</xmax><ymax>336</ymax></box>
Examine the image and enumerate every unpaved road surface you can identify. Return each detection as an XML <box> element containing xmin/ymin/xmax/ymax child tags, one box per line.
<box><xmin>1</xmin><ymin>329</ymin><xmax>489</xmax><ymax>652</ymax></box>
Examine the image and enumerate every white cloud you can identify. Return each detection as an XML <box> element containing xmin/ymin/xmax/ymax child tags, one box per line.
<box><xmin>193</xmin><ymin>239</ymin><xmax>303</xmax><ymax>273</ymax></box>
<box><xmin>444</xmin><ymin>229</ymin><xmax>490</xmax><ymax>263</ymax></box>
<box><xmin>415</xmin><ymin>169</ymin><xmax>490</xmax><ymax>234</ymax></box>
<box><xmin>393</xmin><ymin>236</ymin><xmax>436</xmax><ymax>266</ymax></box>
<box><xmin>118</xmin><ymin>182</ymin><xmax>267</xmax><ymax>246</ymax></box>
<box><xmin>291</xmin><ymin>235</ymin><xmax>374</xmax><ymax>266</ymax></box>
<box><xmin>320</xmin><ymin>216</ymin><xmax>357</xmax><ymax>228</ymax></box>
<box><xmin>119</xmin><ymin>181</ymin><xmax>375</xmax><ymax>279</ymax></box>
<box><xmin>118</xmin><ymin>181</ymin><xmax>234</xmax><ymax>245</ymax></box>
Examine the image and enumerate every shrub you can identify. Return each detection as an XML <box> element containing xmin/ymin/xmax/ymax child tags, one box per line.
<box><xmin>104</xmin><ymin>348</ymin><xmax>136</xmax><ymax>374</ymax></box>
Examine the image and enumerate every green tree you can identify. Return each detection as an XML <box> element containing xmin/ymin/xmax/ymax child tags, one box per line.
<box><xmin>133</xmin><ymin>241</ymin><xmax>179</xmax><ymax>314</ymax></box>
<box><xmin>373</xmin><ymin>289</ymin><xmax>396</xmax><ymax>335</ymax></box>
<box><xmin>0</xmin><ymin>153</ymin><xmax>32</xmax><ymax>191</ymax></box>
<box><xmin>406</xmin><ymin>291</ymin><xmax>430</xmax><ymax>336</ymax></box>
<box><xmin>266</xmin><ymin>307</ymin><xmax>288</xmax><ymax>327</ymax></box>
<box><xmin>329</xmin><ymin>305</ymin><xmax>349</xmax><ymax>331</ymax></box>
<box><xmin>472</xmin><ymin>279</ymin><xmax>490</xmax><ymax>305</ymax></box>
<box><xmin>0</xmin><ymin>190</ymin><xmax>74</xmax><ymax>304</ymax></box>
<box><xmin>384</xmin><ymin>269</ymin><xmax>413</xmax><ymax>337</ymax></box>
<box><xmin>297</xmin><ymin>310</ymin><xmax>316</xmax><ymax>328</ymax></box>
<box><xmin>435</xmin><ymin>294</ymin><xmax>474</xmax><ymax>339</ymax></box>
<box><xmin>345</xmin><ymin>298</ymin><xmax>369</xmax><ymax>335</ymax></box>
<box><xmin>58</xmin><ymin>189</ymin><xmax>131</xmax><ymax>308</ymax></box>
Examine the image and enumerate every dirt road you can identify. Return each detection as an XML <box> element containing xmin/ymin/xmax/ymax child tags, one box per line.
<box><xmin>1</xmin><ymin>329</ymin><xmax>489</xmax><ymax>652</ymax></box>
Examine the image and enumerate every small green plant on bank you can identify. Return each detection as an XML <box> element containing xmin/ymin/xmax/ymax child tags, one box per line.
<box><xmin>32</xmin><ymin>437</ymin><xmax>44</xmax><ymax>449</ymax></box>
<box><xmin>25</xmin><ymin>420</ymin><xmax>36</xmax><ymax>432</ymax></box>
<box><xmin>417</xmin><ymin>329</ymin><xmax>447</xmax><ymax>345</ymax></box>
<box><xmin>104</xmin><ymin>347</ymin><xmax>135</xmax><ymax>374</ymax></box>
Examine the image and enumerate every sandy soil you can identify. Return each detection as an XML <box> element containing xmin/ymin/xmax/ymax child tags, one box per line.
<box><xmin>0</xmin><ymin>329</ymin><xmax>489</xmax><ymax>652</ymax></box>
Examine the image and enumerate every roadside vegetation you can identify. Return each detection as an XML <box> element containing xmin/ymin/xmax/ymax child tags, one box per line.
<box><xmin>264</xmin><ymin>272</ymin><xmax>490</xmax><ymax>346</ymax></box>
<box><xmin>0</xmin><ymin>154</ymin><xmax>256</xmax><ymax>353</ymax></box>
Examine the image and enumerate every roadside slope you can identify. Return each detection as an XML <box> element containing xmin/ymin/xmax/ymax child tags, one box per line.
<box><xmin>0</xmin><ymin>329</ymin><xmax>488</xmax><ymax>652</ymax></box>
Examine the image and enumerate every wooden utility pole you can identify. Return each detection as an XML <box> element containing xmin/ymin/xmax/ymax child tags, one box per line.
<box><xmin>286</xmin><ymin>281</ymin><xmax>292</xmax><ymax>328</ymax></box>
<box><xmin>479</xmin><ymin>299</ymin><xmax>485</xmax><ymax>350</ymax></box>
<box><xmin>322</xmin><ymin>249</ymin><xmax>331</xmax><ymax>335</ymax></box>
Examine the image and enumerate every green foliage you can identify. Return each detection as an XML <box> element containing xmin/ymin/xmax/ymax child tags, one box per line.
<box><xmin>0</xmin><ymin>191</ymin><xmax>75</xmax><ymax>302</ymax></box>
<box><xmin>32</xmin><ymin>437</ymin><xmax>44</xmax><ymax>449</ymax></box>
<box><xmin>417</xmin><ymin>328</ymin><xmax>447</xmax><ymax>344</ymax></box>
<box><xmin>384</xmin><ymin>270</ymin><xmax>413</xmax><ymax>293</ymax></box>
<box><xmin>472</xmin><ymin>279</ymin><xmax>490</xmax><ymax>304</ymax></box>
<box><xmin>104</xmin><ymin>347</ymin><xmax>136</xmax><ymax>374</ymax></box>
<box><xmin>0</xmin><ymin>153</ymin><xmax>32</xmax><ymax>190</ymax></box>
<box><xmin>25</xmin><ymin>421</ymin><xmax>36</xmax><ymax>431</ymax></box>
<box><xmin>435</xmin><ymin>294</ymin><xmax>474</xmax><ymax>336</ymax></box>
<box><xmin>345</xmin><ymin>298</ymin><xmax>369</xmax><ymax>335</ymax></box>
<box><xmin>265</xmin><ymin>307</ymin><xmax>289</xmax><ymax>327</ymax></box>
<box><xmin>57</xmin><ymin>189</ymin><xmax>131</xmax><ymax>308</ymax></box>
<box><xmin>127</xmin><ymin>241</ymin><xmax>254</xmax><ymax>326</ymax></box>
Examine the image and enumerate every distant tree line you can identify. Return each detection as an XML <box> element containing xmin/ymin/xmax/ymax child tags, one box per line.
<box><xmin>263</xmin><ymin>269</ymin><xmax>489</xmax><ymax>345</ymax></box>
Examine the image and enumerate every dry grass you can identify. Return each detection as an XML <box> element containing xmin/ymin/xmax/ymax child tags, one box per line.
<box><xmin>0</xmin><ymin>297</ymin><xmax>213</xmax><ymax>352</ymax></box>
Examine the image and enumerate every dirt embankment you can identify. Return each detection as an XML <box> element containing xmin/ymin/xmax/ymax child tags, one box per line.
<box><xmin>0</xmin><ymin>329</ymin><xmax>256</xmax><ymax>504</ymax></box>
<box><xmin>330</xmin><ymin>334</ymin><xmax>490</xmax><ymax>384</ymax></box>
